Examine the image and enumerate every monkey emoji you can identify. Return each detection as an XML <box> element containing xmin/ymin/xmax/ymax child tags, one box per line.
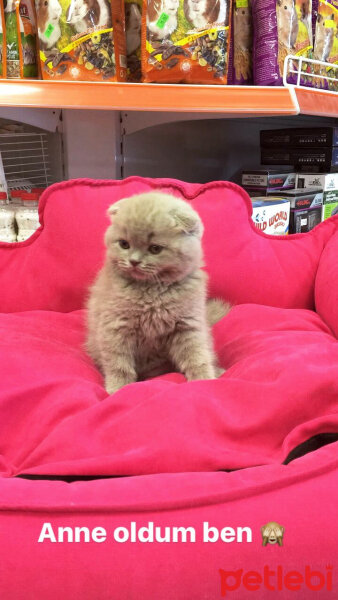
<box><xmin>261</xmin><ymin>522</ymin><xmax>284</xmax><ymax>546</ymax></box>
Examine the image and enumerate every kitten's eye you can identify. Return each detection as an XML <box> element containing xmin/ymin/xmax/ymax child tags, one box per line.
<box><xmin>118</xmin><ymin>239</ymin><xmax>130</xmax><ymax>249</ymax></box>
<box><xmin>148</xmin><ymin>244</ymin><xmax>163</xmax><ymax>255</ymax></box>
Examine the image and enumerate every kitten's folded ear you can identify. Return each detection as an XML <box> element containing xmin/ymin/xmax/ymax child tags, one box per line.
<box><xmin>107</xmin><ymin>199</ymin><xmax>124</xmax><ymax>220</ymax></box>
<box><xmin>170</xmin><ymin>208</ymin><xmax>203</xmax><ymax>237</ymax></box>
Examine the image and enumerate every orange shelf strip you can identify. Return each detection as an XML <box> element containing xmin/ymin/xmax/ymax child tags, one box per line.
<box><xmin>0</xmin><ymin>80</ymin><xmax>300</xmax><ymax>115</ymax></box>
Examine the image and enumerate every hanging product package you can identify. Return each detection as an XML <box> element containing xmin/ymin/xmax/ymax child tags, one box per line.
<box><xmin>0</xmin><ymin>0</ymin><xmax>6</xmax><ymax>77</ymax></box>
<box><xmin>313</xmin><ymin>0</ymin><xmax>338</xmax><ymax>91</ymax></box>
<box><xmin>142</xmin><ymin>0</ymin><xmax>232</xmax><ymax>83</ymax></box>
<box><xmin>35</xmin><ymin>0</ymin><xmax>127</xmax><ymax>81</ymax></box>
<box><xmin>4</xmin><ymin>0</ymin><xmax>38</xmax><ymax>78</ymax></box>
<box><xmin>229</xmin><ymin>0</ymin><xmax>253</xmax><ymax>84</ymax></box>
<box><xmin>251</xmin><ymin>0</ymin><xmax>313</xmax><ymax>86</ymax></box>
<box><xmin>125</xmin><ymin>0</ymin><xmax>142</xmax><ymax>81</ymax></box>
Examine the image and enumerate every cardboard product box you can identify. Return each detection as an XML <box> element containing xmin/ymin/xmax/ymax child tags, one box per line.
<box><xmin>289</xmin><ymin>207</ymin><xmax>322</xmax><ymax>234</ymax></box>
<box><xmin>250</xmin><ymin>197</ymin><xmax>290</xmax><ymax>235</ymax></box>
<box><xmin>296</xmin><ymin>172</ymin><xmax>338</xmax><ymax>192</ymax></box>
<box><xmin>322</xmin><ymin>190</ymin><xmax>338</xmax><ymax>221</ymax></box>
<box><xmin>271</xmin><ymin>189</ymin><xmax>323</xmax><ymax>234</ymax></box>
<box><xmin>261</xmin><ymin>147</ymin><xmax>338</xmax><ymax>171</ymax></box>
<box><xmin>242</xmin><ymin>169</ymin><xmax>295</xmax><ymax>196</ymax></box>
<box><xmin>260</xmin><ymin>127</ymin><xmax>338</xmax><ymax>148</ymax></box>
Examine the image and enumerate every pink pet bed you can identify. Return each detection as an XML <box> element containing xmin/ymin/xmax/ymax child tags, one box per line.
<box><xmin>0</xmin><ymin>177</ymin><xmax>337</xmax><ymax>598</ymax></box>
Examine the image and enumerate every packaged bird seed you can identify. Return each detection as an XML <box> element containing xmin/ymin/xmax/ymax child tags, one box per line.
<box><xmin>313</xmin><ymin>0</ymin><xmax>338</xmax><ymax>91</ymax></box>
<box><xmin>125</xmin><ymin>0</ymin><xmax>142</xmax><ymax>80</ymax></box>
<box><xmin>142</xmin><ymin>0</ymin><xmax>232</xmax><ymax>83</ymax></box>
<box><xmin>230</xmin><ymin>0</ymin><xmax>253</xmax><ymax>84</ymax></box>
<box><xmin>0</xmin><ymin>0</ymin><xmax>5</xmax><ymax>77</ymax></box>
<box><xmin>251</xmin><ymin>0</ymin><xmax>313</xmax><ymax>86</ymax></box>
<box><xmin>36</xmin><ymin>0</ymin><xmax>127</xmax><ymax>81</ymax></box>
<box><xmin>5</xmin><ymin>0</ymin><xmax>38</xmax><ymax>78</ymax></box>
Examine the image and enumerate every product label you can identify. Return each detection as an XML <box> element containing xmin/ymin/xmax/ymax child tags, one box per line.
<box><xmin>251</xmin><ymin>200</ymin><xmax>290</xmax><ymax>235</ymax></box>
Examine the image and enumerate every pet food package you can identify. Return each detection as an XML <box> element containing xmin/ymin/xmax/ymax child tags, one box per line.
<box><xmin>4</xmin><ymin>0</ymin><xmax>38</xmax><ymax>78</ymax></box>
<box><xmin>230</xmin><ymin>0</ymin><xmax>253</xmax><ymax>84</ymax></box>
<box><xmin>313</xmin><ymin>0</ymin><xmax>338</xmax><ymax>91</ymax></box>
<box><xmin>0</xmin><ymin>0</ymin><xmax>6</xmax><ymax>77</ymax></box>
<box><xmin>36</xmin><ymin>0</ymin><xmax>127</xmax><ymax>81</ymax></box>
<box><xmin>125</xmin><ymin>0</ymin><xmax>142</xmax><ymax>80</ymax></box>
<box><xmin>251</xmin><ymin>197</ymin><xmax>290</xmax><ymax>235</ymax></box>
<box><xmin>142</xmin><ymin>0</ymin><xmax>232</xmax><ymax>83</ymax></box>
<box><xmin>251</xmin><ymin>0</ymin><xmax>313</xmax><ymax>86</ymax></box>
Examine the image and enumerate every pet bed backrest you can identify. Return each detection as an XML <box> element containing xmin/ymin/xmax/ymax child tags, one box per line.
<box><xmin>0</xmin><ymin>177</ymin><xmax>337</xmax><ymax>313</ymax></box>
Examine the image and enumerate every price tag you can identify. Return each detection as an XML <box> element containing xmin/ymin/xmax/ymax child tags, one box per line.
<box><xmin>156</xmin><ymin>13</ymin><xmax>169</xmax><ymax>29</ymax></box>
<box><xmin>44</xmin><ymin>23</ymin><xmax>55</xmax><ymax>39</ymax></box>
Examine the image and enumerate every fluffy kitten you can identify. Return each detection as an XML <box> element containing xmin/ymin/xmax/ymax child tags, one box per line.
<box><xmin>86</xmin><ymin>192</ymin><xmax>230</xmax><ymax>394</ymax></box>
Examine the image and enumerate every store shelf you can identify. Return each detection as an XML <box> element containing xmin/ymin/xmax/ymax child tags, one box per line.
<box><xmin>0</xmin><ymin>79</ymin><xmax>336</xmax><ymax>117</ymax></box>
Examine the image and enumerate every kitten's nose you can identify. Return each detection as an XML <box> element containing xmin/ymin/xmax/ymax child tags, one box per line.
<box><xmin>130</xmin><ymin>259</ymin><xmax>141</xmax><ymax>267</ymax></box>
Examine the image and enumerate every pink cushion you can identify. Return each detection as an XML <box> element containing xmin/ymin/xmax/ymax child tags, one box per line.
<box><xmin>1</xmin><ymin>303</ymin><xmax>337</xmax><ymax>478</ymax></box>
<box><xmin>1</xmin><ymin>177</ymin><xmax>338</xmax><ymax>313</ymax></box>
<box><xmin>315</xmin><ymin>230</ymin><xmax>338</xmax><ymax>337</ymax></box>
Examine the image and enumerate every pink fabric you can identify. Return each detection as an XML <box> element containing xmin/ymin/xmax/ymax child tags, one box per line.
<box><xmin>1</xmin><ymin>177</ymin><xmax>338</xmax><ymax>313</ymax></box>
<box><xmin>0</xmin><ymin>303</ymin><xmax>337</xmax><ymax>478</ymax></box>
<box><xmin>0</xmin><ymin>177</ymin><xmax>337</xmax><ymax>597</ymax></box>
<box><xmin>315</xmin><ymin>230</ymin><xmax>338</xmax><ymax>337</ymax></box>
<box><xmin>0</xmin><ymin>443</ymin><xmax>337</xmax><ymax>599</ymax></box>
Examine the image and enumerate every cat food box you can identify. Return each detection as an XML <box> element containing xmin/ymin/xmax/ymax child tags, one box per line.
<box><xmin>271</xmin><ymin>188</ymin><xmax>323</xmax><ymax>233</ymax></box>
<box><xmin>251</xmin><ymin>197</ymin><xmax>290</xmax><ymax>235</ymax></box>
<box><xmin>142</xmin><ymin>0</ymin><xmax>232</xmax><ymax>84</ymax></box>
<box><xmin>36</xmin><ymin>0</ymin><xmax>127</xmax><ymax>81</ymax></box>
<box><xmin>242</xmin><ymin>168</ymin><xmax>295</xmax><ymax>196</ymax></box>
<box><xmin>296</xmin><ymin>172</ymin><xmax>338</xmax><ymax>192</ymax></box>
<box><xmin>261</xmin><ymin>127</ymin><xmax>338</xmax><ymax>148</ymax></box>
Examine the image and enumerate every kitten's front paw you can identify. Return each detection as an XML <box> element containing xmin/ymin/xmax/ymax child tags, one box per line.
<box><xmin>104</xmin><ymin>374</ymin><xmax>135</xmax><ymax>395</ymax></box>
<box><xmin>215</xmin><ymin>366</ymin><xmax>226</xmax><ymax>378</ymax></box>
<box><xmin>186</xmin><ymin>364</ymin><xmax>216</xmax><ymax>381</ymax></box>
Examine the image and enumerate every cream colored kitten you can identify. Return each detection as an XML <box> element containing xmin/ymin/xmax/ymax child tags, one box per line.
<box><xmin>86</xmin><ymin>192</ymin><xmax>230</xmax><ymax>394</ymax></box>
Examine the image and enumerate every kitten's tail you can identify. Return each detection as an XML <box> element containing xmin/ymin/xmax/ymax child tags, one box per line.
<box><xmin>206</xmin><ymin>298</ymin><xmax>232</xmax><ymax>326</ymax></box>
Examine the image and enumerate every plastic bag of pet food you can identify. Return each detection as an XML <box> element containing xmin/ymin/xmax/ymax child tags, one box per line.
<box><xmin>312</xmin><ymin>1</ymin><xmax>338</xmax><ymax>91</ymax></box>
<box><xmin>142</xmin><ymin>0</ymin><xmax>232</xmax><ymax>83</ymax></box>
<box><xmin>251</xmin><ymin>0</ymin><xmax>313</xmax><ymax>86</ymax></box>
<box><xmin>0</xmin><ymin>0</ymin><xmax>5</xmax><ymax>77</ymax></box>
<box><xmin>125</xmin><ymin>0</ymin><xmax>142</xmax><ymax>80</ymax></box>
<box><xmin>36</xmin><ymin>0</ymin><xmax>127</xmax><ymax>81</ymax></box>
<box><xmin>4</xmin><ymin>0</ymin><xmax>38</xmax><ymax>78</ymax></box>
<box><xmin>230</xmin><ymin>0</ymin><xmax>253</xmax><ymax>84</ymax></box>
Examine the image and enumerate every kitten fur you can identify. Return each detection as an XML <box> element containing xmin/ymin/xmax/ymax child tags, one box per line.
<box><xmin>86</xmin><ymin>192</ymin><xmax>230</xmax><ymax>394</ymax></box>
